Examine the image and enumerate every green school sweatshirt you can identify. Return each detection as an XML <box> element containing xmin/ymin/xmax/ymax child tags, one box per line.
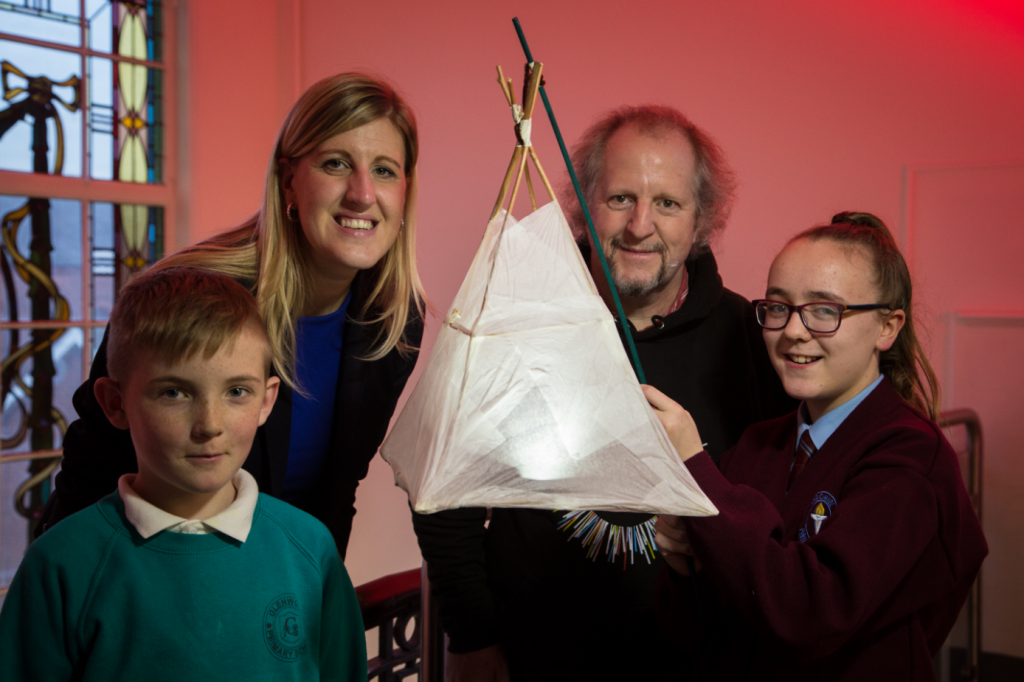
<box><xmin>0</xmin><ymin>492</ymin><xmax>366</xmax><ymax>681</ymax></box>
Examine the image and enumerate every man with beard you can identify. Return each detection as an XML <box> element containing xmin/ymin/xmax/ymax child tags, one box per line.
<box><xmin>412</xmin><ymin>106</ymin><xmax>795</xmax><ymax>681</ymax></box>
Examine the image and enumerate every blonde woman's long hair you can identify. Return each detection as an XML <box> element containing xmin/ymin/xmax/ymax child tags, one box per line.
<box><xmin>153</xmin><ymin>73</ymin><xmax>425</xmax><ymax>389</ymax></box>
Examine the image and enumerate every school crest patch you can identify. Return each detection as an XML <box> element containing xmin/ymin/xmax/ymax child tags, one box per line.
<box><xmin>798</xmin><ymin>491</ymin><xmax>837</xmax><ymax>542</ymax></box>
<box><xmin>263</xmin><ymin>593</ymin><xmax>308</xmax><ymax>661</ymax></box>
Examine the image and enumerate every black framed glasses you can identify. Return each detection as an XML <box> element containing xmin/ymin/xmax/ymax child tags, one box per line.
<box><xmin>752</xmin><ymin>299</ymin><xmax>891</xmax><ymax>334</ymax></box>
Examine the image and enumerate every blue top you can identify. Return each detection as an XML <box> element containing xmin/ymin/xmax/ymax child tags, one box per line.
<box><xmin>796</xmin><ymin>374</ymin><xmax>884</xmax><ymax>455</ymax></box>
<box><xmin>282</xmin><ymin>294</ymin><xmax>351</xmax><ymax>504</ymax></box>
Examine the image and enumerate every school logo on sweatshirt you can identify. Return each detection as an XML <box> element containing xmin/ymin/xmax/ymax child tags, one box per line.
<box><xmin>263</xmin><ymin>593</ymin><xmax>308</xmax><ymax>661</ymax></box>
<box><xmin>799</xmin><ymin>491</ymin><xmax>837</xmax><ymax>542</ymax></box>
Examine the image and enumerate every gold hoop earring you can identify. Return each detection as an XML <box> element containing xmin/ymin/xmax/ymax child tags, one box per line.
<box><xmin>286</xmin><ymin>203</ymin><xmax>299</xmax><ymax>222</ymax></box>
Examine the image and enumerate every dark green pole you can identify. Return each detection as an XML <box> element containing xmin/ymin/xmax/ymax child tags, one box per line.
<box><xmin>511</xmin><ymin>17</ymin><xmax>646</xmax><ymax>385</ymax></box>
<box><xmin>512</xmin><ymin>16</ymin><xmax>705</xmax><ymax>617</ymax></box>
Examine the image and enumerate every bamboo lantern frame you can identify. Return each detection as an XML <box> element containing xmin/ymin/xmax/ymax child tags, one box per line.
<box><xmin>489</xmin><ymin>62</ymin><xmax>556</xmax><ymax>222</ymax></box>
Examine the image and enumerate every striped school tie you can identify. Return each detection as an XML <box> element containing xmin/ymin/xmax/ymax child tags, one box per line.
<box><xmin>788</xmin><ymin>430</ymin><xmax>816</xmax><ymax>491</ymax></box>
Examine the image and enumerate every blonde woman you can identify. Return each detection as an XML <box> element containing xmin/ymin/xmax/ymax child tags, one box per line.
<box><xmin>40</xmin><ymin>73</ymin><xmax>425</xmax><ymax>558</ymax></box>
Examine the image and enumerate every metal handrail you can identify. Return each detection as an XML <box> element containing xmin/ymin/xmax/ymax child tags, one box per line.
<box><xmin>938</xmin><ymin>409</ymin><xmax>983</xmax><ymax>682</ymax></box>
<box><xmin>354</xmin><ymin>565</ymin><xmax>445</xmax><ymax>681</ymax></box>
<box><xmin>355</xmin><ymin>568</ymin><xmax>422</xmax><ymax>681</ymax></box>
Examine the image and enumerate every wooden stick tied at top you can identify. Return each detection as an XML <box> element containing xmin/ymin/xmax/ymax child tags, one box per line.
<box><xmin>488</xmin><ymin>62</ymin><xmax>555</xmax><ymax>220</ymax></box>
<box><xmin>498</xmin><ymin>68</ymin><xmax>538</xmax><ymax>210</ymax></box>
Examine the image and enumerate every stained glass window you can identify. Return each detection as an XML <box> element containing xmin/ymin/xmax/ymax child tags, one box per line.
<box><xmin>0</xmin><ymin>0</ymin><xmax>175</xmax><ymax>602</ymax></box>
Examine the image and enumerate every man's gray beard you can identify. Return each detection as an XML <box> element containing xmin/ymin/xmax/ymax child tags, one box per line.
<box><xmin>607</xmin><ymin>243</ymin><xmax>668</xmax><ymax>298</ymax></box>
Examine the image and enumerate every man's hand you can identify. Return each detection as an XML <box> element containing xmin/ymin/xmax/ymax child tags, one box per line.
<box><xmin>446</xmin><ymin>645</ymin><xmax>510</xmax><ymax>682</ymax></box>
<box><xmin>655</xmin><ymin>514</ymin><xmax>702</xmax><ymax>577</ymax></box>
<box><xmin>642</xmin><ymin>384</ymin><xmax>705</xmax><ymax>462</ymax></box>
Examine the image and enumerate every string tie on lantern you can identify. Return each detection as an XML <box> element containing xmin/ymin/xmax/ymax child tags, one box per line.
<box><xmin>509</xmin><ymin>103</ymin><xmax>532</xmax><ymax>147</ymax></box>
<box><xmin>518</xmin><ymin>118</ymin><xmax>532</xmax><ymax>147</ymax></box>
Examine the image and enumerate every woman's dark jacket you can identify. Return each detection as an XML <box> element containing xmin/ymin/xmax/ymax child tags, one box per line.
<box><xmin>38</xmin><ymin>281</ymin><xmax>422</xmax><ymax>559</ymax></box>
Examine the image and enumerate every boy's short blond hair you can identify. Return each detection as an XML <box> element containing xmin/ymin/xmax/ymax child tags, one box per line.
<box><xmin>107</xmin><ymin>267</ymin><xmax>273</xmax><ymax>383</ymax></box>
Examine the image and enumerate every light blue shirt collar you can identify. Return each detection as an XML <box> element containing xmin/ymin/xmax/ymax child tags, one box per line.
<box><xmin>796</xmin><ymin>375</ymin><xmax>884</xmax><ymax>454</ymax></box>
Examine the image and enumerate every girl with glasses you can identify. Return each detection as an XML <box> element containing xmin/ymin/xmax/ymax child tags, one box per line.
<box><xmin>644</xmin><ymin>212</ymin><xmax>987</xmax><ymax>681</ymax></box>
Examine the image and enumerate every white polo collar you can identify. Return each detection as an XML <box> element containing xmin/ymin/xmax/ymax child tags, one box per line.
<box><xmin>118</xmin><ymin>469</ymin><xmax>259</xmax><ymax>542</ymax></box>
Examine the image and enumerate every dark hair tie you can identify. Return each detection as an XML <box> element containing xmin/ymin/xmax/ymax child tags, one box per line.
<box><xmin>831</xmin><ymin>211</ymin><xmax>885</xmax><ymax>230</ymax></box>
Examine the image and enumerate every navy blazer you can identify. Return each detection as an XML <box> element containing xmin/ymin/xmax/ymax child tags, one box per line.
<box><xmin>38</xmin><ymin>280</ymin><xmax>422</xmax><ymax>559</ymax></box>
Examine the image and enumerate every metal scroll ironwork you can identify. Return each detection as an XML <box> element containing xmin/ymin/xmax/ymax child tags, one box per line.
<box><xmin>938</xmin><ymin>409</ymin><xmax>983</xmax><ymax>682</ymax></box>
<box><xmin>0</xmin><ymin>59</ymin><xmax>79</xmax><ymax>539</ymax></box>
<box><xmin>356</xmin><ymin>568</ymin><xmax>425</xmax><ymax>681</ymax></box>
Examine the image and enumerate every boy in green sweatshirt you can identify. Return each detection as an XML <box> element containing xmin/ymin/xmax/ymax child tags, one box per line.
<box><xmin>0</xmin><ymin>267</ymin><xmax>367</xmax><ymax>681</ymax></box>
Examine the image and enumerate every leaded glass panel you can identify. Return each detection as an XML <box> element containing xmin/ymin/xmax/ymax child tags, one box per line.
<box><xmin>0</xmin><ymin>0</ymin><xmax>172</xmax><ymax>600</ymax></box>
<box><xmin>0</xmin><ymin>195</ymin><xmax>82</xmax><ymax>321</ymax></box>
<box><xmin>86</xmin><ymin>55</ymin><xmax>115</xmax><ymax>179</ymax></box>
<box><xmin>1</xmin><ymin>460</ymin><xmax>62</xmax><ymax>591</ymax></box>
<box><xmin>1</xmin><ymin>0</ymin><xmax>164</xmax><ymax>182</ymax></box>
<box><xmin>86</xmin><ymin>54</ymin><xmax>162</xmax><ymax>182</ymax></box>
<box><xmin>1</xmin><ymin>192</ymin><xmax>161</xmax><ymax>551</ymax></box>
<box><xmin>85</xmin><ymin>0</ymin><xmax>115</xmax><ymax>51</ymax></box>
<box><xmin>89</xmin><ymin>201</ymin><xmax>162</xmax><ymax>319</ymax></box>
<box><xmin>0</xmin><ymin>326</ymin><xmax>82</xmax><ymax>456</ymax></box>
<box><xmin>0</xmin><ymin>196</ymin><xmax>163</xmax><ymax>323</ymax></box>
<box><xmin>113</xmin><ymin>1</ymin><xmax>161</xmax><ymax>183</ymax></box>
<box><xmin>0</xmin><ymin>321</ymin><xmax>80</xmax><ymax>571</ymax></box>
<box><xmin>88</xmin><ymin>326</ymin><xmax>104</xmax><ymax>362</ymax></box>
<box><xmin>84</xmin><ymin>0</ymin><xmax>162</xmax><ymax>59</ymax></box>
<box><xmin>0</xmin><ymin>40</ymin><xmax>82</xmax><ymax>176</ymax></box>
<box><xmin>0</xmin><ymin>1</ymin><xmax>83</xmax><ymax>47</ymax></box>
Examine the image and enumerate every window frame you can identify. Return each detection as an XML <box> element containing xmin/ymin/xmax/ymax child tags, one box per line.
<box><xmin>0</xmin><ymin>0</ymin><xmax>179</xmax><ymax>597</ymax></box>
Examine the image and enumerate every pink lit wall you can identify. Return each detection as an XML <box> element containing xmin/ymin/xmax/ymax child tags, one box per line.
<box><xmin>181</xmin><ymin>0</ymin><xmax>1024</xmax><ymax>658</ymax></box>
